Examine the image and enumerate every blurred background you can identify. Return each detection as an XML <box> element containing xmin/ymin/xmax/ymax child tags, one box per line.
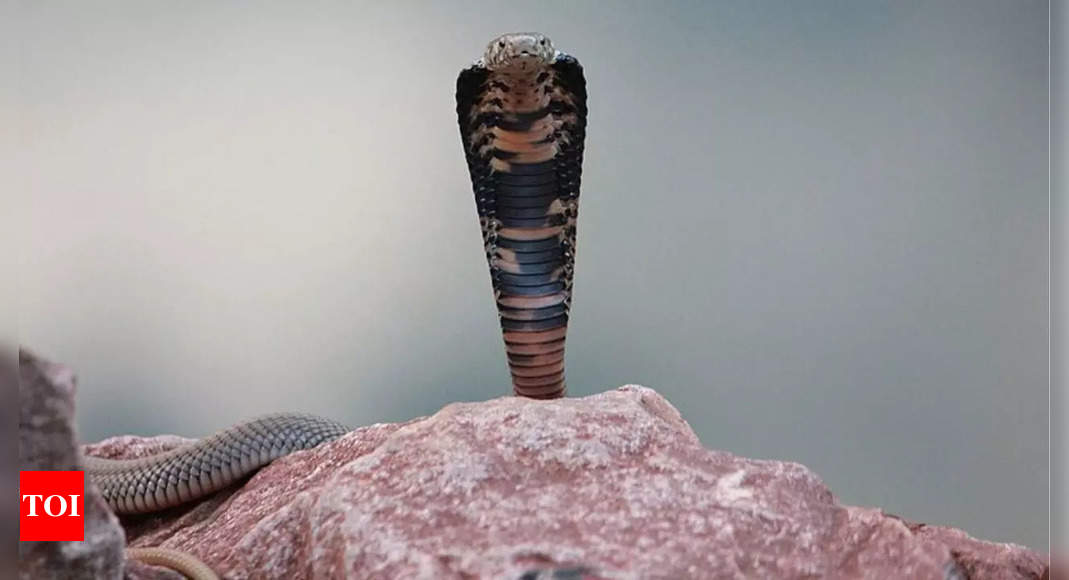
<box><xmin>16</xmin><ymin>1</ymin><xmax>1047</xmax><ymax>549</ymax></box>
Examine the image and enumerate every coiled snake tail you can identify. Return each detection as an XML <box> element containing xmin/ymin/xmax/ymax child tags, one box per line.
<box><xmin>125</xmin><ymin>547</ymin><xmax>220</xmax><ymax>580</ymax></box>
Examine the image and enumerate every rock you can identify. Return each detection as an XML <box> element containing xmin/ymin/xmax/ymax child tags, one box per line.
<box><xmin>83</xmin><ymin>385</ymin><xmax>1049</xmax><ymax>579</ymax></box>
<box><xmin>18</xmin><ymin>349</ymin><xmax>125</xmax><ymax>580</ymax></box>
<box><xmin>904</xmin><ymin>521</ymin><xmax>1050</xmax><ymax>580</ymax></box>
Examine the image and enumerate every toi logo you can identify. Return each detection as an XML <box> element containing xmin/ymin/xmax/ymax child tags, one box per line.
<box><xmin>19</xmin><ymin>471</ymin><xmax>85</xmax><ymax>541</ymax></box>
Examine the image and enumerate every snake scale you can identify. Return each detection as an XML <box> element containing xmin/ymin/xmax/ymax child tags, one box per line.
<box><xmin>83</xmin><ymin>33</ymin><xmax>586</xmax><ymax>579</ymax></box>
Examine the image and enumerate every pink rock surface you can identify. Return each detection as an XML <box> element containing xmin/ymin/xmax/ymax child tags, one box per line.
<box><xmin>85</xmin><ymin>386</ymin><xmax>1048</xmax><ymax>580</ymax></box>
<box><xmin>906</xmin><ymin>521</ymin><xmax>1050</xmax><ymax>580</ymax></box>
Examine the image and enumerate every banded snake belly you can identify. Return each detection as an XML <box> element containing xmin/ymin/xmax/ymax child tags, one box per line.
<box><xmin>457</xmin><ymin>32</ymin><xmax>588</xmax><ymax>400</ymax></box>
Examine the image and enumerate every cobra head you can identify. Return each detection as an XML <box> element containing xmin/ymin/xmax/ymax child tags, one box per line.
<box><xmin>483</xmin><ymin>33</ymin><xmax>557</xmax><ymax>72</ymax></box>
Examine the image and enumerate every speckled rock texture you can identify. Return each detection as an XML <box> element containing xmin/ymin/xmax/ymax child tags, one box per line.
<box><xmin>85</xmin><ymin>385</ymin><xmax>1048</xmax><ymax>580</ymax></box>
<box><xmin>18</xmin><ymin>349</ymin><xmax>125</xmax><ymax>580</ymax></box>
<box><xmin>904</xmin><ymin>521</ymin><xmax>1051</xmax><ymax>580</ymax></box>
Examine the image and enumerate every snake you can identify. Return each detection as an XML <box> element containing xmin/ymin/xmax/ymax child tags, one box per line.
<box><xmin>82</xmin><ymin>33</ymin><xmax>587</xmax><ymax>579</ymax></box>
<box><xmin>457</xmin><ymin>32</ymin><xmax>588</xmax><ymax>399</ymax></box>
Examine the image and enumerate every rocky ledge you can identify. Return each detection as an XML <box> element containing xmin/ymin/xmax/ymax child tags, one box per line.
<box><xmin>21</xmin><ymin>349</ymin><xmax>1049</xmax><ymax>579</ymax></box>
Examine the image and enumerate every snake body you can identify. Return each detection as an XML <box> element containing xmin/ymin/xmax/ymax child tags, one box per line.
<box><xmin>124</xmin><ymin>547</ymin><xmax>222</xmax><ymax>580</ymax></box>
<box><xmin>85</xmin><ymin>413</ymin><xmax>349</xmax><ymax>515</ymax></box>
<box><xmin>457</xmin><ymin>33</ymin><xmax>588</xmax><ymax>399</ymax></box>
<box><xmin>84</xmin><ymin>33</ymin><xmax>585</xmax><ymax>579</ymax></box>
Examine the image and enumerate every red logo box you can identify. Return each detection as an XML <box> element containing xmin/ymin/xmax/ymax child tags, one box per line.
<box><xmin>19</xmin><ymin>471</ymin><xmax>85</xmax><ymax>541</ymax></box>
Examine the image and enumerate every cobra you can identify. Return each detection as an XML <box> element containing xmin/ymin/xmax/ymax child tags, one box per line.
<box><xmin>83</xmin><ymin>33</ymin><xmax>586</xmax><ymax>579</ymax></box>
<box><xmin>457</xmin><ymin>32</ymin><xmax>588</xmax><ymax>399</ymax></box>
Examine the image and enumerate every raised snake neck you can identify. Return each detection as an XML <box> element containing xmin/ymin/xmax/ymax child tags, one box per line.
<box><xmin>457</xmin><ymin>32</ymin><xmax>588</xmax><ymax>400</ymax></box>
<box><xmin>85</xmin><ymin>33</ymin><xmax>586</xmax><ymax>579</ymax></box>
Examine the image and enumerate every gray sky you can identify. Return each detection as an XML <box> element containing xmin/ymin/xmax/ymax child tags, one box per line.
<box><xmin>16</xmin><ymin>1</ymin><xmax>1047</xmax><ymax>549</ymax></box>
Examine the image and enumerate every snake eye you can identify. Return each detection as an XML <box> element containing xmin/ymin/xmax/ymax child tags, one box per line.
<box><xmin>498</xmin><ymin>41</ymin><xmax>505</xmax><ymax>48</ymax></box>
<box><xmin>540</xmin><ymin>39</ymin><xmax>546</xmax><ymax>45</ymax></box>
